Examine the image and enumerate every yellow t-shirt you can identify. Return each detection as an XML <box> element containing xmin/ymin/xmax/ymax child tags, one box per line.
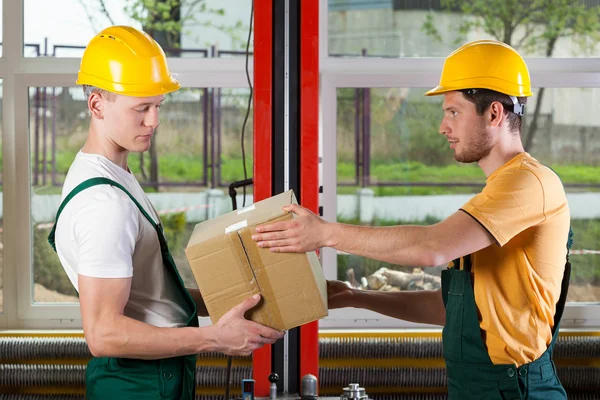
<box><xmin>460</xmin><ymin>152</ymin><xmax>570</xmax><ymax>367</ymax></box>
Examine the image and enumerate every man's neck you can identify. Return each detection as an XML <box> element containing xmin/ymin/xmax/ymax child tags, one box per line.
<box><xmin>82</xmin><ymin>127</ymin><xmax>129</xmax><ymax>171</ymax></box>
<box><xmin>478</xmin><ymin>137</ymin><xmax>525</xmax><ymax>177</ymax></box>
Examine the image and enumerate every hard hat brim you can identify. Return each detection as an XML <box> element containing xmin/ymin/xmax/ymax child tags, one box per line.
<box><xmin>424</xmin><ymin>86</ymin><xmax>450</xmax><ymax>97</ymax></box>
<box><xmin>424</xmin><ymin>82</ymin><xmax>533</xmax><ymax>97</ymax></box>
<box><xmin>77</xmin><ymin>71</ymin><xmax>181</xmax><ymax>97</ymax></box>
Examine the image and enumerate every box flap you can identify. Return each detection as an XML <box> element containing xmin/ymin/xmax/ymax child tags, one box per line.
<box><xmin>186</xmin><ymin>190</ymin><xmax>297</xmax><ymax>248</ymax></box>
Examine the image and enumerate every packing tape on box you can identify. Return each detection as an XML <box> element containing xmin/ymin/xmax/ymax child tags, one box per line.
<box><xmin>225</xmin><ymin>220</ymin><xmax>248</xmax><ymax>234</ymax></box>
<box><xmin>237</xmin><ymin>204</ymin><xmax>256</xmax><ymax>214</ymax></box>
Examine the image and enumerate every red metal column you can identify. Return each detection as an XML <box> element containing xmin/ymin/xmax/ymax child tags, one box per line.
<box><xmin>299</xmin><ymin>0</ymin><xmax>320</xmax><ymax>383</ymax></box>
<box><xmin>253</xmin><ymin>0</ymin><xmax>320</xmax><ymax>394</ymax></box>
<box><xmin>252</xmin><ymin>0</ymin><xmax>273</xmax><ymax>396</ymax></box>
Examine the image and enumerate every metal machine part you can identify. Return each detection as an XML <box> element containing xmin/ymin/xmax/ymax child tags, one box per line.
<box><xmin>340</xmin><ymin>383</ymin><xmax>368</xmax><ymax>400</ymax></box>
<box><xmin>300</xmin><ymin>374</ymin><xmax>318</xmax><ymax>399</ymax></box>
<box><xmin>269</xmin><ymin>373</ymin><xmax>280</xmax><ymax>400</ymax></box>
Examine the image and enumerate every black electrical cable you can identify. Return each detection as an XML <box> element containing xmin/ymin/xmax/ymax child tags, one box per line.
<box><xmin>240</xmin><ymin>0</ymin><xmax>254</xmax><ymax>208</ymax></box>
<box><xmin>224</xmin><ymin>353</ymin><xmax>233</xmax><ymax>400</ymax></box>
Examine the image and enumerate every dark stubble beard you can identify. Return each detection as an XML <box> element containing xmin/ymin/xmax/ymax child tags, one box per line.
<box><xmin>454</xmin><ymin>123</ymin><xmax>493</xmax><ymax>163</ymax></box>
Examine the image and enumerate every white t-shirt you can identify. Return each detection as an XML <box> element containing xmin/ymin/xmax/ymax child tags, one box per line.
<box><xmin>55</xmin><ymin>151</ymin><xmax>192</xmax><ymax>328</ymax></box>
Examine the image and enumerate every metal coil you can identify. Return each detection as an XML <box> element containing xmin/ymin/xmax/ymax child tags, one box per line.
<box><xmin>195</xmin><ymin>366</ymin><xmax>252</xmax><ymax>386</ymax></box>
<box><xmin>0</xmin><ymin>338</ymin><xmax>90</xmax><ymax>360</ymax></box>
<box><xmin>0</xmin><ymin>337</ymin><xmax>249</xmax><ymax>362</ymax></box>
<box><xmin>0</xmin><ymin>396</ymin><xmax>238</xmax><ymax>400</ymax></box>
<box><xmin>552</xmin><ymin>336</ymin><xmax>600</xmax><ymax>359</ymax></box>
<box><xmin>1</xmin><ymin>394</ymin><xmax>599</xmax><ymax>400</ymax></box>
<box><xmin>319</xmin><ymin>367</ymin><xmax>447</xmax><ymax>388</ymax></box>
<box><xmin>0</xmin><ymin>396</ymin><xmax>84</xmax><ymax>400</ymax></box>
<box><xmin>556</xmin><ymin>366</ymin><xmax>600</xmax><ymax>389</ymax></box>
<box><xmin>319</xmin><ymin>335</ymin><xmax>600</xmax><ymax>360</ymax></box>
<box><xmin>0</xmin><ymin>364</ymin><xmax>85</xmax><ymax>387</ymax></box>
<box><xmin>1</xmin><ymin>335</ymin><xmax>597</xmax><ymax>361</ymax></box>
<box><xmin>320</xmin><ymin>337</ymin><xmax>443</xmax><ymax>359</ymax></box>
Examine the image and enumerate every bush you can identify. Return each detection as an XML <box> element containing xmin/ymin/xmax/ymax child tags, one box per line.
<box><xmin>33</xmin><ymin>227</ymin><xmax>78</xmax><ymax>297</ymax></box>
<box><xmin>33</xmin><ymin>212</ymin><xmax>190</xmax><ymax>297</ymax></box>
<box><xmin>161</xmin><ymin>212</ymin><xmax>187</xmax><ymax>251</ymax></box>
<box><xmin>569</xmin><ymin>219</ymin><xmax>600</xmax><ymax>285</ymax></box>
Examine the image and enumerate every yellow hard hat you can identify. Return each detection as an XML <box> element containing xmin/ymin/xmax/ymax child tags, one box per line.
<box><xmin>76</xmin><ymin>26</ymin><xmax>180</xmax><ymax>97</ymax></box>
<box><xmin>425</xmin><ymin>40</ymin><xmax>532</xmax><ymax>97</ymax></box>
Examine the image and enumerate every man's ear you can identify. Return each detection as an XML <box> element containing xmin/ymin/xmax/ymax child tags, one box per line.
<box><xmin>88</xmin><ymin>92</ymin><xmax>105</xmax><ymax>119</ymax></box>
<box><xmin>488</xmin><ymin>101</ymin><xmax>505</xmax><ymax>128</ymax></box>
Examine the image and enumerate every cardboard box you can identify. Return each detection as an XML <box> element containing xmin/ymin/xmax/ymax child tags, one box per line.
<box><xmin>184</xmin><ymin>190</ymin><xmax>328</xmax><ymax>331</ymax></box>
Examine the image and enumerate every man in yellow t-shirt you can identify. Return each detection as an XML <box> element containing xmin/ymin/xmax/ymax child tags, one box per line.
<box><xmin>253</xmin><ymin>40</ymin><xmax>571</xmax><ymax>400</ymax></box>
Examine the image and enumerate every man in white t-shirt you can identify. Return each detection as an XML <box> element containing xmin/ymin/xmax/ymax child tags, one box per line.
<box><xmin>48</xmin><ymin>25</ymin><xmax>283</xmax><ymax>399</ymax></box>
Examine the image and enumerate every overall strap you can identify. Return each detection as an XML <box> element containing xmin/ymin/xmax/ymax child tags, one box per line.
<box><xmin>48</xmin><ymin>177</ymin><xmax>158</xmax><ymax>251</ymax></box>
<box><xmin>552</xmin><ymin>227</ymin><xmax>574</xmax><ymax>334</ymax></box>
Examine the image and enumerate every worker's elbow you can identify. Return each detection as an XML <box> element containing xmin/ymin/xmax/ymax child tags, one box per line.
<box><xmin>84</xmin><ymin>324</ymin><xmax>113</xmax><ymax>358</ymax></box>
<box><xmin>417</xmin><ymin>250</ymin><xmax>447</xmax><ymax>268</ymax></box>
<box><xmin>430</xmin><ymin>251</ymin><xmax>449</xmax><ymax>268</ymax></box>
<box><xmin>86</xmin><ymin>334</ymin><xmax>107</xmax><ymax>358</ymax></box>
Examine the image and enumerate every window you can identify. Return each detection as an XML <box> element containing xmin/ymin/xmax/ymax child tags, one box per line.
<box><xmin>30</xmin><ymin>86</ymin><xmax>253</xmax><ymax>305</ymax></box>
<box><xmin>0</xmin><ymin>0</ymin><xmax>3</xmax><ymax>57</ymax></box>
<box><xmin>23</xmin><ymin>0</ymin><xmax>253</xmax><ymax>58</ymax></box>
<box><xmin>331</xmin><ymin>86</ymin><xmax>600</xmax><ymax>306</ymax></box>
<box><xmin>0</xmin><ymin>80</ymin><xmax>3</xmax><ymax>313</ymax></box>
<box><xmin>0</xmin><ymin>0</ymin><xmax>253</xmax><ymax>328</ymax></box>
<box><xmin>327</xmin><ymin>1</ymin><xmax>600</xmax><ymax>58</ymax></box>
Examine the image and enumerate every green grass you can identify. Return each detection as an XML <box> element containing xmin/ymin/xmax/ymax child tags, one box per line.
<box><xmin>31</xmin><ymin>151</ymin><xmax>600</xmax><ymax>196</ymax></box>
<box><xmin>30</xmin><ymin>212</ymin><xmax>600</xmax><ymax>298</ymax></box>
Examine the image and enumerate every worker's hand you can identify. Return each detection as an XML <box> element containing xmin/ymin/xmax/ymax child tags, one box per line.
<box><xmin>252</xmin><ymin>204</ymin><xmax>331</xmax><ymax>253</ymax></box>
<box><xmin>212</xmin><ymin>294</ymin><xmax>284</xmax><ymax>356</ymax></box>
<box><xmin>327</xmin><ymin>280</ymin><xmax>355</xmax><ymax>309</ymax></box>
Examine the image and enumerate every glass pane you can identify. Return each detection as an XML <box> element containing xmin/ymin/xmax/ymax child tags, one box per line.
<box><xmin>329</xmin><ymin>2</ymin><xmax>600</xmax><ymax>58</ymax></box>
<box><xmin>24</xmin><ymin>0</ymin><xmax>253</xmax><ymax>58</ymax></box>
<box><xmin>0</xmin><ymin>0</ymin><xmax>3</xmax><ymax>57</ymax></box>
<box><xmin>30</xmin><ymin>86</ymin><xmax>253</xmax><ymax>303</ymax></box>
<box><xmin>336</xmin><ymin>87</ymin><xmax>600</xmax><ymax>303</ymax></box>
<box><xmin>0</xmin><ymin>80</ymin><xmax>3</xmax><ymax>313</ymax></box>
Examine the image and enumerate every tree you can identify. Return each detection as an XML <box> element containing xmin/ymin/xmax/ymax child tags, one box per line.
<box><xmin>423</xmin><ymin>0</ymin><xmax>600</xmax><ymax>152</ymax></box>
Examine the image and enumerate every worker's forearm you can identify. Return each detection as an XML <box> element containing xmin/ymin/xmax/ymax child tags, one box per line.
<box><xmin>325</xmin><ymin>223</ymin><xmax>440</xmax><ymax>267</ymax></box>
<box><xmin>86</xmin><ymin>314</ymin><xmax>215</xmax><ymax>359</ymax></box>
<box><xmin>343</xmin><ymin>288</ymin><xmax>445</xmax><ymax>326</ymax></box>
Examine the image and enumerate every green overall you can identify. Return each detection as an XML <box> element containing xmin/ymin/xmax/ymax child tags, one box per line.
<box><xmin>48</xmin><ymin>177</ymin><xmax>198</xmax><ymax>400</ymax></box>
<box><xmin>442</xmin><ymin>249</ymin><xmax>571</xmax><ymax>400</ymax></box>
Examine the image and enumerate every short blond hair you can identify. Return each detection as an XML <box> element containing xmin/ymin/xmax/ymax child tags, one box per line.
<box><xmin>82</xmin><ymin>85</ymin><xmax>116</xmax><ymax>101</ymax></box>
